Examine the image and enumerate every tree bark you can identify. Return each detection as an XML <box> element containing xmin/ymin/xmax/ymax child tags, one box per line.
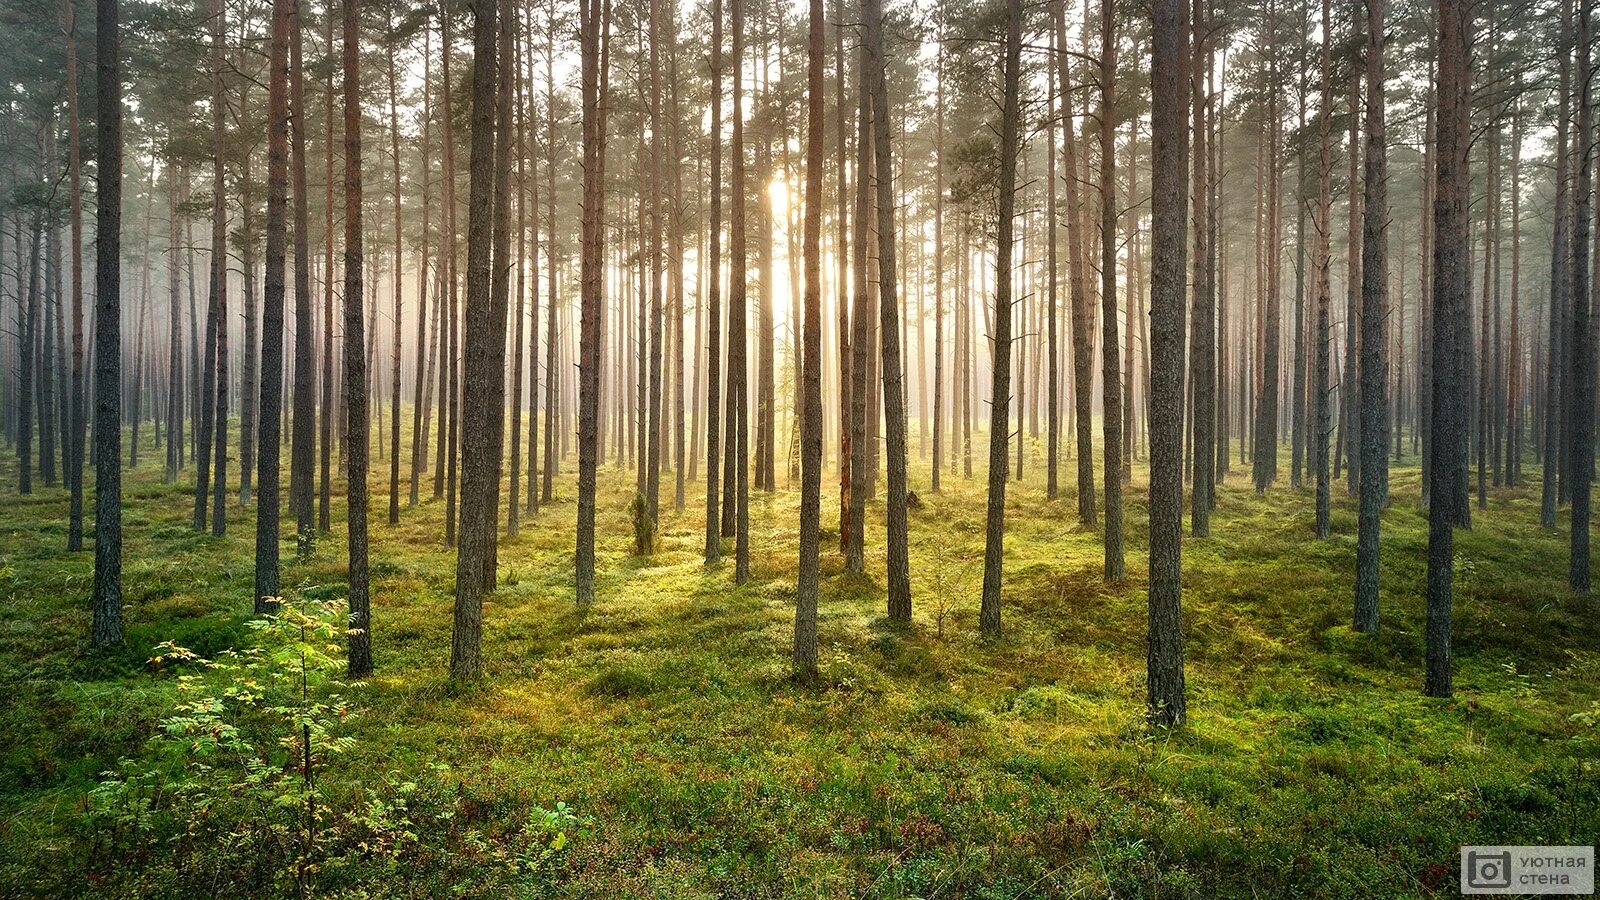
<box><xmin>344</xmin><ymin>0</ymin><xmax>373</xmax><ymax>679</ymax></box>
<box><xmin>1058</xmin><ymin>0</ymin><xmax>1094</xmax><ymax>525</ymax></box>
<box><xmin>1312</xmin><ymin>0</ymin><xmax>1333</xmax><ymax>540</ymax></box>
<box><xmin>794</xmin><ymin>0</ymin><xmax>825</xmax><ymax>677</ymax></box>
<box><xmin>1570</xmin><ymin>0</ymin><xmax>1594</xmax><ymax>592</ymax></box>
<box><xmin>730</xmin><ymin>0</ymin><xmax>751</xmax><ymax>583</ymax></box>
<box><xmin>1355</xmin><ymin>0</ymin><xmax>1388</xmax><ymax>632</ymax></box>
<box><xmin>1148</xmin><ymin>0</ymin><xmax>1189</xmax><ymax>727</ymax></box>
<box><xmin>865</xmin><ymin>0</ymin><xmax>910</xmax><ymax>622</ymax></box>
<box><xmin>409</xmin><ymin>21</ymin><xmax>435</xmax><ymax>512</ymax></box>
<box><xmin>256</xmin><ymin>0</ymin><xmax>294</xmax><ymax>613</ymax></box>
<box><xmin>705</xmin><ymin>0</ymin><xmax>725</xmax><ymax>563</ymax></box>
<box><xmin>1426</xmin><ymin>0</ymin><xmax>1472</xmax><ymax>697</ymax></box>
<box><xmin>1187</xmin><ymin>0</ymin><xmax>1213</xmax><ymax>536</ymax></box>
<box><xmin>1100</xmin><ymin>0</ymin><xmax>1124</xmax><ymax>581</ymax></box>
<box><xmin>387</xmin><ymin>9</ymin><xmax>405</xmax><ymax>527</ymax></box>
<box><xmin>90</xmin><ymin>0</ymin><xmax>123</xmax><ymax>647</ymax></box>
<box><xmin>980</xmin><ymin>0</ymin><xmax>1022</xmax><ymax>638</ymax></box>
<box><xmin>65</xmin><ymin>0</ymin><xmax>88</xmax><ymax>551</ymax></box>
<box><xmin>453</xmin><ymin>0</ymin><xmax>513</xmax><ymax>679</ymax></box>
<box><xmin>575</xmin><ymin>0</ymin><xmax>612</xmax><ymax>606</ymax></box>
<box><xmin>291</xmin><ymin>0</ymin><xmax>316</xmax><ymax>550</ymax></box>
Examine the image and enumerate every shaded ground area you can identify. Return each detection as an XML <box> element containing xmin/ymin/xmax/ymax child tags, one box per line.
<box><xmin>1</xmin><ymin>424</ymin><xmax>1596</xmax><ymax>897</ymax></box>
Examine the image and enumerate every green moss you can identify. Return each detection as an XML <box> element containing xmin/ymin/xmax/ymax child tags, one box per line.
<box><xmin>0</xmin><ymin>423</ymin><xmax>1597</xmax><ymax>897</ymax></box>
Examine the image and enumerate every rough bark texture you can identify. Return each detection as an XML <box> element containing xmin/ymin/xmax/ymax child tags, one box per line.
<box><xmin>207</xmin><ymin>0</ymin><xmax>228</xmax><ymax>539</ymax></box>
<box><xmin>730</xmin><ymin>0</ymin><xmax>750</xmax><ymax>584</ymax></box>
<box><xmin>979</xmin><ymin>0</ymin><xmax>1022</xmax><ymax>638</ymax></box>
<box><xmin>1187</xmin><ymin>0</ymin><xmax>1212</xmax><ymax>537</ymax></box>
<box><xmin>1426</xmin><ymin>0</ymin><xmax>1471</xmax><ymax>698</ymax></box>
<box><xmin>409</xmin><ymin>23</ymin><xmax>435</xmax><ymax>512</ymax></box>
<box><xmin>291</xmin><ymin>0</ymin><xmax>316</xmax><ymax>550</ymax></box>
<box><xmin>319</xmin><ymin>4</ymin><xmax>335</xmax><ymax>533</ymax></box>
<box><xmin>256</xmin><ymin>0</ymin><xmax>293</xmax><ymax>613</ymax></box>
<box><xmin>387</xmin><ymin>13</ymin><xmax>404</xmax><ymax>528</ymax></box>
<box><xmin>65</xmin><ymin>0</ymin><xmax>87</xmax><ymax>552</ymax></box>
<box><xmin>1060</xmin><ymin>0</ymin><xmax>1093</xmax><ymax>525</ymax></box>
<box><xmin>344</xmin><ymin>0</ymin><xmax>373</xmax><ymax>679</ymax></box>
<box><xmin>794</xmin><ymin>0</ymin><xmax>824</xmax><ymax>678</ymax></box>
<box><xmin>865</xmin><ymin>0</ymin><xmax>910</xmax><ymax>623</ymax></box>
<box><xmin>1253</xmin><ymin>2</ymin><xmax>1281</xmax><ymax>495</ymax></box>
<box><xmin>1312</xmin><ymin>0</ymin><xmax>1333</xmax><ymax>540</ymax></box>
<box><xmin>704</xmin><ymin>0</ymin><xmax>724</xmax><ymax>564</ymax></box>
<box><xmin>844</xmin><ymin>35</ymin><xmax>870</xmax><ymax>575</ymax></box>
<box><xmin>1570</xmin><ymin>0</ymin><xmax>1594</xmax><ymax>592</ymax></box>
<box><xmin>1148</xmin><ymin>0</ymin><xmax>1189</xmax><ymax>727</ymax></box>
<box><xmin>1542</xmin><ymin>3</ymin><xmax>1571</xmax><ymax>530</ymax></box>
<box><xmin>453</xmin><ymin>0</ymin><xmax>511</xmax><ymax>679</ymax></box>
<box><xmin>1100</xmin><ymin>0</ymin><xmax>1124</xmax><ymax>582</ymax></box>
<box><xmin>575</xmin><ymin>0</ymin><xmax>611</xmax><ymax>606</ymax></box>
<box><xmin>91</xmin><ymin>0</ymin><xmax>123</xmax><ymax>648</ymax></box>
<box><xmin>1355</xmin><ymin>0</ymin><xmax>1388</xmax><ymax>632</ymax></box>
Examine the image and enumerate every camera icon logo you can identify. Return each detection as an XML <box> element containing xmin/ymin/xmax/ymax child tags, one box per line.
<box><xmin>1466</xmin><ymin>850</ymin><xmax>1513</xmax><ymax>890</ymax></box>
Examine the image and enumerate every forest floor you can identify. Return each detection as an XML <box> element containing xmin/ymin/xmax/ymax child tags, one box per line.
<box><xmin>1</xmin><ymin>422</ymin><xmax>1597</xmax><ymax>898</ymax></box>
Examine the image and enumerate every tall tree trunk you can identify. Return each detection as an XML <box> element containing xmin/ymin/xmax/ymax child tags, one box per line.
<box><xmin>931</xmin><ymin>35</ymin><xmax>944</xmax><ymax>495</ymax></box>
<box><xmin>40</xmin><ymin>133</ymin><xmax>58</xmax><ymax>489</ymax></box>
<box><xmin>387</xmin><ymin>10</ymin><xmax>404</xmax><ymax>527</ymax></box>
<box><xmin>256</xmin><ymin>0</ymin><xmax>293</xmax><ymax>613</ymax></box>
<box><xmin>344</xmin><ymin>0</ymin><xmax>373</xmax><ymax>679</ymax></box>
<box><xmin>409</xmin><ymin>21</ymin><xmax>435</xmax><ymax>512</ymax></box>
<box><xmin>669</xmin><ymin>23</ymin><xmax>686</xmax><ymax>512</ymax></box>
<box><xmin>542</xmin><ymin>2</ymin><xmax>560</xmax><ymax>505</ymax></box>
<box><xmin>1188</xmin><ymin>0</ymin><xmax>1213</xmax><ymax>536</ymax></box>
<box><xmin>833</xmin><ymin>0</ymin><xmax>851</xmax><ymax>547</ymax></box>
<box><xmin>66</xmin><ymin>0</ymin><xmax>88</xmax><ymax>551</ymax></box>
<box><xmin>1059</xmin><ymin>0</ymin><xmax>1094</xmax><ymax>525</ymax></box>
<box><xmin>1542</xmin><ymin>6</ymin><xmax>1570</xmax><ymax>528</ymax></box>
<box><xmin>1044</xmin><ymin>16</ymin><xmax>1058</xmax><ymax>501</ymax></box>
<box><xmin>1312</xmin><ymin>0</ymin><xmax>1333</xmax><ymax>539</ymax></box>
<box><xmin>865</xmin><ymin>0</ymin><xmax>910</xmax><ymax>622</ymax></box>
<box><xmin>1100</xmin><ymin>0</ymin><xmax>1124</xmax><ymax>581</ymax></box>
<box><xmin>730</xmin><ymin>0</ymin><xmax>750</xmax><ymax>583</ymax></box>
<box><xmin>843</xmin><ymin>23</ymin><xmax>871</xmax><ymax>574</ymax></box>
<box><xmin>979</xmin><ymin>0</ymin><xmax>1022</xmax><ymax>638</ymax></box>
<box><xmin>575</xmin><ymin>0</ymin><xmax>612</xmax><ymax>605</ymax></box>
<box><xmin>291</xmin><ymin>0</ymin><xmax>316</xmax><ymax>550</ymax></box>
<box><xmin>794</xmin><ymin>0</ymin><xmax>825</xmax><ymax>677</ymax></box>
<box><xmin>705</xmin><ymin>0</ymin><xmax>725</xmax><ymax>563</ymax></box>
<box><xmin>1426</xmin><ymin>0</ymin><xmax>1472</xmax><ymax>697</ymax></box>
<box><xmin>91</xmin><ymin>0</ymin><xmax>124</xmax><ymax>647</ymax></box>
<box><xmin>320</xmin><ymin>4</ymin><xmax>336</xmax><ymax>532</ymax></box>
<box><xmin>240</xmin><ymin>65</ymin><xmax>258</xmax><ymax>508</ymax></box>
<box><xmin>1253</xmin><ymin>0</ymin><xmax>1281</xmax><ymax>493</ymax></box>
<box><xmin>211</xmin><ymin>0</ymin><xmax>230</xmax><ymax>536</ymax></box>
<box><xmin>165</xmin><ymin>168</ymin><xmax>185</xmax><ymax>483</ymax></box>
<box><xmin>1570</xmin><ymin>0</ymin><xmax>1595</xmax><ymax>591</ymax></box>
<box><xmin>645</xmin><ymin>0</ymin><xmax>664</xmax><ymax>535</ymax></box>
<box><xmin>1354</xmin><ymin>0</ymin><xmax>1388</xmax><ymax>631</ymax></box>
<box><xmin>1343</xmin><ymin>73</ymin><xmax>1363</xmax><ymax>496</ymax></box>
<box><xmin>509</xmin><ymin>10</ymin><xmax>527</xmax><ymax>536</ymax></box>
<box><xmin>1148</xmin><ymin>0</ymin><xmax>1189</xmax><ymax>727</ymax></box>
<box><xmin>193</xmin><ymin>0</ymin><xmax>226</xmax><ymax>533</ymax></box>
<box><xmin>452</xmin><ymin>0</ymin><xmax>510</xmax><ymax>678</ymax></box>
<box><xmin>445</xmin><ymin>5</ymin><xmax>464</xmax><ymax>547</ymax></box>
<box><xmin>1286</xmin><ymin>33</ymin><xmax>1299</xmax><ymax>490</ymax></box>
<box><xmin>1506</xmin><ymin>92</ymin><xmax>1522</xmax><ymax>486</ymax></box>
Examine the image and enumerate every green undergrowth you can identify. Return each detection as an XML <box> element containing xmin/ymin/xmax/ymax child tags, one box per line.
<box><xmin>0</xmin><ymin>421</ymin><xmax>1596</xmax><ymax>898</ymax></box>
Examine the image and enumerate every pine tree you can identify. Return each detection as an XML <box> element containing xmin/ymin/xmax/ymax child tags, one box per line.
<box><xmin>979</xmin><ymin>0</ymin><xmax>1023</xmax><ymax>638</ymax></box>
<box><xmin>1148</xmin><ymin>0</ymin><xmax>1189</xmax><ymax>727</ymax></box>
<box><xmin>90</xmin><ymin>0</ymin><xmax>124</xmax><ymax>648</ymax></box>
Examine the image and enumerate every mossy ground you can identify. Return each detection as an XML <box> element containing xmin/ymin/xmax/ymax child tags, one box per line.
<box><xmin>1</xmin><ymin>419</ymin><xmax>1596</xmax><ymax>898</ymax></box>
